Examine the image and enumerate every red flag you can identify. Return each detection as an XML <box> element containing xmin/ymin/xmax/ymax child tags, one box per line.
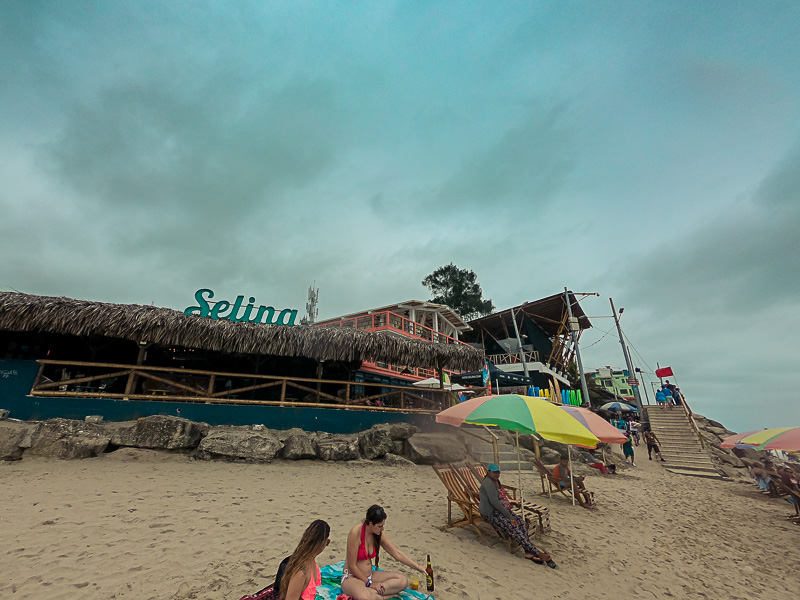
<box><xmin>655</xmin><ymin>366</ymin><xmax>674</xmax><ymax>378</ymax></box>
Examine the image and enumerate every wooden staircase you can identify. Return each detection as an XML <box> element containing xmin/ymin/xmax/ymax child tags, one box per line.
<box><xmin>456</xmin><ymin>425</ymin><xmax>534</xmax><ymax>471</ymax></box>
<box><xmin>644</xmin><ymin>404</ymin><xmax>722</xmax><ymax>479</ymax></box>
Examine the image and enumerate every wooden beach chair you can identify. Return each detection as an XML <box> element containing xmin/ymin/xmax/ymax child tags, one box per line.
<box><xmin>431</xmin><ymin>463</ymin><xmax>487</xmax><ymax>543</ymax></box>
<box><xmin>464</xmin><ymin>461</ymin><xmax>551</xmax><ymax>534</ymax></box>
<box><xmin>533</xmin><ymin>458</ymin><xmax>596</xmax><ymax>508</ymax></box>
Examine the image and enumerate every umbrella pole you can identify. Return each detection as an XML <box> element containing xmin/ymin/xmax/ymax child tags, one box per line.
<box><xmin>516</xmin><ymin>429</ymin><xmax>527</xmax><ymax>533</ymax></box>
<box><xmin>569</xmin><ymin>445</ymin><xmax>576</xmax><ymax>506</ymax></box>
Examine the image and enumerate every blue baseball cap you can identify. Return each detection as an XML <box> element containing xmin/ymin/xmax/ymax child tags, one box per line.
<box><xmin>487</xmin><ymin>463</ymin><xmax>501</xmax><ymax>472</ymax></box>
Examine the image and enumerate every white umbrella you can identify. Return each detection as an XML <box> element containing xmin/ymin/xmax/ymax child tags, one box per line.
<box><xmin>412</xmin><ymin>377</ymin><xmax>466</xmax><ymax>391</ymax></box>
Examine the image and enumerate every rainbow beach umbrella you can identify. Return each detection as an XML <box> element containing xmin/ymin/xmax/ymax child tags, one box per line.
<box><xmin>721</xmin><ymin>427</ymin><xmax>800</xmax><ymax>452</ymax></box>
<box><xmin>558</xmin><ymin>406</ymin><xmax>628</xmax><ymax>444</ymax></box>
<box><xmin>436</xmin><ymin>394</ymin><xmax>600</xmax><ymax>448</ymax></box>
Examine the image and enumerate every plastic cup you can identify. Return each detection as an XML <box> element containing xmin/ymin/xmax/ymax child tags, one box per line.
<box><xmin>410</xmin><ymin>575</ymin><xmax>419</xmax><ymax>590</ymax></box>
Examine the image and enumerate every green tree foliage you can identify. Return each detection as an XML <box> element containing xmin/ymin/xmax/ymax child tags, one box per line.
<box><xmin>422</xmin><ymin>263</ymin><xmax>495</xmax><ymax>320</ymax></box>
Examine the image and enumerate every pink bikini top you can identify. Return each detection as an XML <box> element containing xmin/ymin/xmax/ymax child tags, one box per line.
<box><xmin>357</xmin><ymin>523</ymin><xmax>377</xmax><ymax>561</ymax></box>
<box><xmin>300</xmin><ymin>563</ymin><xmax>320</xmax><ymax>600</ymax></box>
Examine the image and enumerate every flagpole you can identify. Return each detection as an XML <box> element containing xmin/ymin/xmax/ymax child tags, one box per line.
<box><xmin>610</xmin><ymin>298</ymin><xmax>642</xmax><ymax>413</ymax></box>
<box><xmin>568</xmin><ymin>446</ymin><xmax>576</xmax><ymax>506</ymax></box>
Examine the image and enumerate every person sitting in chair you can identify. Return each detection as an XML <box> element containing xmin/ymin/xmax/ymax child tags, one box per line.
<box><xmin>552</xmin><ymin>456</ymin><xmax>594</xmax><ymax>508</ymax></box>
<box><xmin>478</xmin><ymin>464</ymin><xmax>557</xmax><ymax>568</ymax></box>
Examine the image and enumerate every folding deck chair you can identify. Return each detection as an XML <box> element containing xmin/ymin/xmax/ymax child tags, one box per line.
<box><xmin>532</xmin><ymin>457</ymin><xmax>595</xmax><ymax>508</ymax></box>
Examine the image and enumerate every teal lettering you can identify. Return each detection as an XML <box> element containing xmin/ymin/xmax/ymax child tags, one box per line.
<box><xmin>254</xmin><ymin>305</ymin><xmax>276</xmax><ymax>324</ymax></box>
<box><xmin>210</xmin><ymin>300</ymin><xmax>231</xmax><ymax>319</ymax></box>
<box><xmin>184</xmin><ymin>288</ymin><xmax>213</xmax><ymax>317</ymax></box>
<box><xmin>277</xmin><ymin>309</ymin><xmax>298</xmax><ymax>326</ymax></box>
<box><xmin>239</xmin><ymin>297</ymin><xmax>257</xmax><ymax>322</ymax></box>
<box><xmin>227</xmin><ymin>295</ymin><xmax>246</xmax><ymax>322</ymax></box>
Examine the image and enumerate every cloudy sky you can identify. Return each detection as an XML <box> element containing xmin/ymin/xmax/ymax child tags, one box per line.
<box><xmin>2</xmin><ymin>1</ymin><xmax>798</xmax><ymax>431</ymax></box>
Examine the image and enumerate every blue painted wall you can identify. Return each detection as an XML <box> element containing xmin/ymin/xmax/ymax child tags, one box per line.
<box><xmin>0</xmin><ymin>359</ymin><xmax>435</xmax><ymax>433</ymax></box>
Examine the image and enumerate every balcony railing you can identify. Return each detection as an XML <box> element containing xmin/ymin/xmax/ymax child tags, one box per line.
<box><xmin>486</xmin><ymin>350</ymin><xmax>540</xmax><ymax>365</ymax></box>
<box><xmin>317</xmin><ymin>310</ymin><xmax>466</xmax><ymax>345</ymax></box>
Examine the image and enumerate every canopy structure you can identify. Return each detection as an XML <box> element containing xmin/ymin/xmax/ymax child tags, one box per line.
<box><xmin>412</xmin><ymin>377</ymin><xmax>467</xmax><ymax>391</ymax></box>
<box><xmin>451</xmin><ymin>362</ymin><xmax>531</xmax><ymax>388</ymax></box>
<box><xmin>0</xmin><ymin>292</ymin><xmax>485</xmax><ymax>372</ymax></box>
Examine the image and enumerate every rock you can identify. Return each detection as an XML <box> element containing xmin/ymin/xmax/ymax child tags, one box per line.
<box><xmin>383</xmin><ymin>453</ymin><xmax>415</xmax><ymax>467</ymax></box>
<box><xmin>195</xmin><ymin>427</ymin><xmax>283</xmax><ymax>461</ymax></box>
<box><xmin>0</xmin><ymin>409</ymin><xmax>9</xmax><ymax>420</ymax></box>
<box><xmin>282</xmin><ymin>430</ymin><xmax>317</xmax><ymax>460</ymax></box>
<box><xmin>85</xmin><ymin>415</ymin><xmax>104</xmax><ymax>424</ymax></box>
<box><xmin>732</xmin><ymin>447</ymin><xmax>769</xmax><ymax>463</ymax></box>
<box><xmin>0</xmin><ymin>421</ymin><xmax>37</xmax><ymax>460</ymax></box>
<box><xmin>253</xmin><ymin>424</ymin><xmax>264</xmax><ymax>431</ymax></box>
<box><xmin>717</xmin><ymin>464</ymin><xmax>748</xmax><ymax>480</ymax></box>
<box><xmin>405</xmin><ymin>433</ymin><xmax>467</xmax><ymax>465</ymax></box>
<box><xmin>314</xmin><ymin>435</ymin><xmax>359</xmax><ymax>461</ymax></box>
<box><xmin>708</xmin><ymin>445</ymin><xmax>746</xmax><ymax>468</ymax></box>
<box><xmin>27</xmin><ymin>418</ymin><xmax>110</xmax><ymax>459</ymax></box>
<box><xmin>110</xmin><ymin>416</ymin><xmax>208</xmax><ymax>450</ymax></box>
<box><xmin>539</xmin><ymin>447</ymin><xmax>562</xmax><ymax>464</ymax></box>
<box><xmin>706</xmin><ymin>426</ymin><xmax>730</xmax><ymax>438</ymax></box>
<box><xmin>387</xmin><ymin>423</ymin><xmax>420</xmax><ymax>440</ymax></box>
<box><xmin>391</xmin><ymin>440</ymin><xmax>404</xmax><ymax>455</ymax></box>
<box><xmin>358</xmin><ymin>425</ymin><xmax>396</xmax><ymax>460</ymax></box>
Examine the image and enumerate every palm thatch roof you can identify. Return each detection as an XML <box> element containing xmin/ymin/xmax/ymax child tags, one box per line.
<box><xmin>0</xmin><ymin>292</ymin><xmax>484</xmax><ymax>371</ymax></box>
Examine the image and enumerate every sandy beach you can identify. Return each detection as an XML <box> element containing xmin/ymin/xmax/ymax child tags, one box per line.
<box><xmin>2</xmin><ymin>450</ymin><xmax>797</xmax><ymax>600</ymax></box>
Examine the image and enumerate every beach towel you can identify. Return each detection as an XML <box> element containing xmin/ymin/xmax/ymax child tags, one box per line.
<box><xmin>241</xmin><ymin>561</ymin><xmax>433</xmax><ymax>600</ymax></box>
<box><xmin>317</xmin><ymin>562</ymin><xmax>433</xmax><ymax>600</ymax></box>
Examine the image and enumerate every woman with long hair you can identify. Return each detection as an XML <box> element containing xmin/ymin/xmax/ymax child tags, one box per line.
<box><xmin>279</xmin><ymin>519</ymin><xmax>331</xmax><ymax>600</ymax></box>
<box><xmin>341</xmin><ymin>505</ymin><xmax>424</xmax><ymax>600</ymax></box>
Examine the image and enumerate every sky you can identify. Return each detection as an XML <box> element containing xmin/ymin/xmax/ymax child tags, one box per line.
<box><xmin>1</xmin><ymin>1</ymin><xmax>799</xmax><ymax>432</ymax></box>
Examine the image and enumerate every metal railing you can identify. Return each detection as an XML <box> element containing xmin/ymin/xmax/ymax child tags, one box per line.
<box><xmin>485</xmin><ymin>350</ymin><xmax>540</xmax><ymax>365</ymax></box>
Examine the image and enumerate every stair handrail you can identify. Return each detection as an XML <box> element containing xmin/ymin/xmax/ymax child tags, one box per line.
<box><xmin>679</xmin><ymin>396</ymin><xmax>705</xmax><ymax>449</ymax></box>
<box><xmin>459</xmin><ymin>425</ymin><xmax>501</xmax><ymax>465</ymax></box>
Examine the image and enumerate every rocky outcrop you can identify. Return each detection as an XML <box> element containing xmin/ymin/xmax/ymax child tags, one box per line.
<box><xmin>27</xmin><ymin>418</ymin><xmax>110</xmax><ymax>459</ymax></box>
<box><xmin>382</xmin><ymin>453</ymin><xmax>415</xmax><ymax>467</ymax></box>
<box><xmin>195</xmin><ymin>427</ymin><xmax>283</xmax><ymax>462</ymax></box>
<box><xmin>314</xmin><ymin>434</ymin><xmax>359</xmax><ymax>461</ymax></box>
<box><xmin>405</xmin><ymin>432</ymin><xmax>467</xmax><ymax>464</ymax></box>
<box><xmin>280</xmin><ymin>429</ymin><xmax>317</xmax><ymax>460</ymax></box>
<box><xmin>693</xmin><ymin>413</ymin><xmax>768</xmax><ymax>478</ymax></box>
<box><xmin>110</xmin><ymin>415</ymin><xmax>209</xmax><ymax>450</ymax></box>
<box><xmin>0</xmin><ymin>420</ymin><xmax>37</xmax><ymax>460</ymax></box>
<box><xmin>357</xmin><ymin>425</ymin><xmax>397</xmax><ymax>460</ymax></box>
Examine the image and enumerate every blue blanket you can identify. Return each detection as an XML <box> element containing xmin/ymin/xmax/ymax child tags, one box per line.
<box><xmin>317</xmin><ymin>562</ymin><xmax>433</xmax><ymax>600</ymax></box>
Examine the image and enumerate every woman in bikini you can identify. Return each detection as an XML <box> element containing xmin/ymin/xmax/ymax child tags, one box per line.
<box><xmin>341</xmin><ymin>505</ymin><xmax>425</xmax><ymax>600</ymax></box>
<box><xmin>280</xmin><ymin>520</ymin><xmax>330</xmax><ymax>600</ymax></box>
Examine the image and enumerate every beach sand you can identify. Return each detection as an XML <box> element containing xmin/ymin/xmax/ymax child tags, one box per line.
<box><xmin>2</xmin><ymin>449</ymin><xmax>797</xmax><ymax>600</ymax></box>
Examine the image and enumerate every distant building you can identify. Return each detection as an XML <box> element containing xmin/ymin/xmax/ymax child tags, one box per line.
<box><xmin>587</xmin><ymin>366</ymin><xmax>635</xmax><ymax>401</ymax></box>
<box><xmin>314</xmin><ymin>300</ymin><xmax>471</xmax><ymax>386</ymax></box>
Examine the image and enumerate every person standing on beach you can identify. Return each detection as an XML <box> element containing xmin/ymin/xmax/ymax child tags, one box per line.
<box><xmin>622</xmin><ymin>433</ymin><xmax>635</xmax><ymax>466</ymax></box>
<box><xmin>478</xmin><ymin>464</ymin><xmax>557</xmax><ymax>567</ymax></box>
<box><xmin>643</xmin><ymin>428</ymin><xmax>665</xmax><ymax>461</ymax></box>
<box><xmin>341</xmin><ymin>505</ymin><xmax>425</xmax><ymax>600</ymax></box>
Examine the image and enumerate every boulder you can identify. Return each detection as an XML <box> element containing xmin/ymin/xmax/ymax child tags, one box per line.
<box><xmin>195</xmin><ymin>427</ymin><xmax>283</xmax><ymax>462</ymax></box>
<box><xmin>358</xmin><ymin>425</ymin><xmax>396</xmax><ymax>459</ymax></box>
<box><xmin>539</xmin><ymin>447</ymin><xmax>562</xmax><ymax>464</ymax></box>
<box><xmin>85</xmin><ymin>415</ymin><xmax>104</xmax><ymax>424</ymax></box>
<box><xmin>708</xmin><ymin>445</ymin><xmax>746</xmax><ymax>468</ymax></box>
<box><xmin>387</xmin><ymin>423</ymin><xmax>420</xmax><ymax>440</ymax></box>
<box><xmin>110</xmin><ymin>415</ymin><xmax>208</xmax><ymax>450</ymax></box>
<box><xmin>27</xmin><ymin>418</ymin><xmax>110</xmax><ymax>459</ymax></box>
<box><xmin>0</xmin><ymin>409</ymin><xmax>9</xmax><ymax>420</ymax></box>
<box><xmin>732</xmin><ymin>447</ymin><xmax>769</xmax><ymax>463</ymax></box>
<box><xmin>391</xmin><ymin>440</ymin><xmax>404</xmax><ymax>455</ymax></box>
<box><xmin>0</xmin><ymin>421</ymin><xmax>37</xmax><ymax>460</ymax></box>
<box><xmin>282</xmin><ymin>430</ymin><xmax>317</xmax><ymax>460</ymax></box>
<box><xmin>314</xmin><ymin>435</ymin><xmax>359</xmax><ymax>461</ymax></box>
<box><xmin>706</xmin><ymin>426</ymin><xmax>731</xmax><ymax>438</ymax></box>
<box><xmin>405</xmin><ymin>433</ymin><xmax>467</xmax><ymax>465</ymax></box>
<box><xmin>382</xmin><ymin>453</ymin><xmax>415</xmax><ymax>467</ymax></box>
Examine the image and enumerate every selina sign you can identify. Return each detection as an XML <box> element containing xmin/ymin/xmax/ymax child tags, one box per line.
<box><xmin>184</xmin><ymin>288</ymin><xmax>298</xmax><ymax>326</ymax></box>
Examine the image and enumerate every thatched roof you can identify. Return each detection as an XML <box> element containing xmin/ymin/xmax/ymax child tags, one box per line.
<box><xmin>0</xmin><ymin>292</ymin><xmax>484</xmax><ymax>371</ymax></box>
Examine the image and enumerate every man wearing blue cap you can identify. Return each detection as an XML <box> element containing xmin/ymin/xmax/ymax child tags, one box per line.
<box><xmin>478</xmin><ymin>463</ymin><xmax>556</xmax><ymax>568</ymax></box>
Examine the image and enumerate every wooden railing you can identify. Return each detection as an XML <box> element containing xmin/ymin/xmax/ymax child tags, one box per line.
<box><xmin>317</xmin><ymin>310</ymin><xmax>466</xmax><ymax>346</ymax></box>
<box><xmin>31</xmin><ymin>360</ymin><xmax>458</xmax><ymax>413</ymax></box>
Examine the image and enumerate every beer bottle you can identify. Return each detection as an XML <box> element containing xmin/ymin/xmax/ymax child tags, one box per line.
<box><xmin>425</xmin><ymin>554</ymin><xmax>434</xmax><ymax>592</ymax></box>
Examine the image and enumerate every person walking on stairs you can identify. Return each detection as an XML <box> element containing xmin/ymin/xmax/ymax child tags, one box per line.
<box><xmin>643</xmin><ymin>428</ymin><xmax>665</xmax><ymax>462</ymax></box>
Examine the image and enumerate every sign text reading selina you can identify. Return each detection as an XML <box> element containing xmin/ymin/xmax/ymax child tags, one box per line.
<box><xmin>184</xmin><ymin>288</ymin><xmax>298</xmax><ymax>326</ymax></box>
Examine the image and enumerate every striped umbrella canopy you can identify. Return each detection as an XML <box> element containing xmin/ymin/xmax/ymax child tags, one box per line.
<box><xmin>436</xmin><ymin>394</ymin><xmax>599</xmax><ymax>448</ymax></box>
<box><xmin>719</xmin><ymin>430</ymin><xmax>764</xmax><ymax>449</ymax></box>
<box><xmin>599</xmin><ymin>401</ymin><xmax>638</xmax><ymax>413</ymax></box>
<box><xmin>721</xmin><ymin>427</ymin><xmax>800</xmax><ymax>451</ymax></box>
<box><xmin>559</xmin><ymin>406</ymin><xmax>628</xmax><ymax>445</ymax></box>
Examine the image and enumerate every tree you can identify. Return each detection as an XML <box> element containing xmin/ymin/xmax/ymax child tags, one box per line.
<box><xmin>421</xmin><ymin>263</ymin><xmax>495</xmax><ymax>320</ymax></box>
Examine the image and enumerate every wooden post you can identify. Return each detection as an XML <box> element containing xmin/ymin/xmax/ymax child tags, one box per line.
<box><xmin>207</xmin><ymin>374</ymin><xmax>215</xmax><ymax>398</ymax></box>
<box><xmin>533</xmin><ymin>437</ymin><xmax>541</xmax><ymax>460</ymax></box>
<box><xmin>280</xmin><ymin>379</ymin><xmax>286</xmax><ymax>405</ymax></box>
<box><xmin>400</xmin><ymin>390</ymin><xmax>405</xmax><ymax>410</ymax></box>
<box><xmin>34</xmin><ymin>362</ymin><xmax>46</xmax><ymax>390</ymax></box>
<box><xmin>315</xmin><ymin>362</ymin><xmax>323</xmax><ymax>402</ymax></box>
<box><xmin>345</xmin><ymin>383</ymin><xmax>350</xmax><ymax>404</ymax></box>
